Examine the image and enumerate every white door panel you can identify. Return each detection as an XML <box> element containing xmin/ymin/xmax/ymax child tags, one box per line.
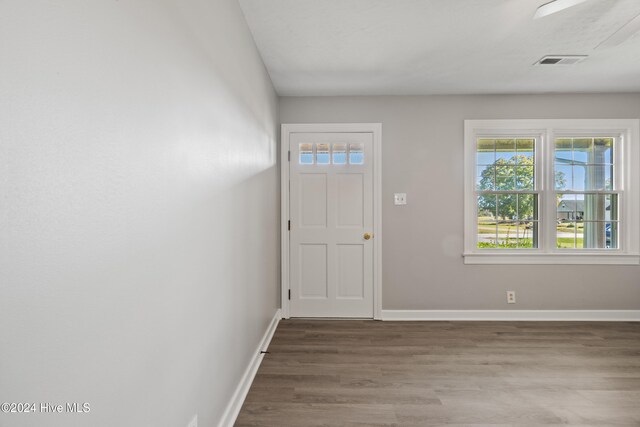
<box><xmin>299</xmin><ymin>244</ymin><xmax>328</xmax><ymax>299</ymax></box>
<box><xmin>337</xmin><ymin>173</ymin><xmax>364</xmax><ymax>227</ymax></box>
<box><xmin>289</xmin><ymin>132</ymin><xmax>373</xmax><ymax>318</ymax></box>
<box><xmin>299</xmin><ymin>174</ymin><xmax>327</xmax><ymax>227</ymax></box>
<box><xmin>336</xmin><ymin>244</ymin><xmax>364</xmax><ymax>299</ymax></box>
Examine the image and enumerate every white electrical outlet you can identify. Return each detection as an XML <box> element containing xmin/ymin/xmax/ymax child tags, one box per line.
<box><xmin>507</xmin><ymin>291</ymin><xmax>516</xmax><ymax>304</ymax></box>
<box><xmin>394</xmin><ymin>193</ymin><xmax>407</xmax><ymax>205</ymax></box>
<box><xmin>187</xmin><ymin>414</ymin><xmax>197</xmax><ymax>427</ymax></box>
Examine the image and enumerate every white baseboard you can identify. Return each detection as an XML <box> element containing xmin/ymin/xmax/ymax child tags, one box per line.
<box><xmin>381</xmin><ymin>309</ymin><xmax>640</xmax><ymax>321</ymax></box>
<box><xmin>217</xmin><ymin>309</ymin><xmax>281</xmax><ymax>427</ymax></box>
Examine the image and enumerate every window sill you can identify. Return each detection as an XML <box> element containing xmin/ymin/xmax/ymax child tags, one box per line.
<box><xmin>463</xmin><ymin>252</ymin><xmax>640</xmax><ymax>265</ymax></box>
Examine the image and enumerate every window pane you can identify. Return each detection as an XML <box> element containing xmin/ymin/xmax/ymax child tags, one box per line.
<box><xmin>476</xmin><ymin>165</ymin><xmax>494</xmax><ymax>190</ymax></box>
<box><xmin>516</xmin><ymin>222</ymin><xmax>537</xmax><ymax>248</ymax></box>
<box><xmin>606</xmin><ymin>194</ymin><xmax>618</xmax><ymax>221</ymax></box>
<box><xmin>333</xmin><ymin>143</ymin><xmax>347</xmax><ymax>165</ymax></box>
<box><xmin>497</xmin><ymin>221</ymin><xmax>517</xmax><ymax>247</ymax></box>
<box><xmin>516</xmin><ymin>139</ymin><xmax>535</xmax><ymax>164</ymax></box>
<box><xmin>495</xmin><ymin>165</ymin><xmax>515</xmax><ymax>190</ymax></box>
<box><xmin>555</xmin><ymin>139</ymin><xmax>573</xmax><ymax>162</ymax></box>
<box><xmin>606</xmin><ymin>222</ymin><xmax>618</xmax><ymax>249</ymax></box>
<box><xmin>497</xmin><ymin>194</ymin><xmax>517</xmax><ymax>220</ymax></box>
<box><xmin>577</xmin><ymin>194</ymin><xmax>619</xmax><ymax>249</ymax></box>
<box><xmin>575</xmin><ymin>221</ymin><xmax>584</xmax><ymax>249</ymax></box>
<box><xmin>477</xmin><ymin>139</ymin><xmax>495</xmax><ymax>165</ymax></box>
<box><xmin>349</xmin><ymin>144</ymin><xmax>364</xmax><ymax>164</ymax></box>
<box><xmin>573</xmin><ymin>165</ymin><xmax>612</xmax><ymax>191</ymax></box>
<box><xmin>572</xmin><ymin>138</ymin><xmax>593</xmax><ymax>164</ymax></box>
<box><xmin>478</xmin><ymin>194</ymin><xmax>538</xmax><ymax>249</ymax></box>
<box><xmin>477</xmin><ymin>199</ymin><xmax>497</xmax><ymax>249</ymax></box>
<box><xmin>517</xmin><ymin>194</ymin><xmax>537</xmax><ymax>221</ymax></box>
<box><xmin>579</xmin><ymin>165</ymin><xmax>613</xmax><ymax>190</ymax></box>
<box><xmin>595</xmin><ymin>138</ymin><xmax>614</xmax><ymax>164</ymax></box>
<box><xmin>556</xmin><ymin>195</ymin><xmax>619</xmax><ymax>249</ymax></box>
<box><xmin>515</xmin><ymin>166</ymin><xmax>534</xmax><ymax>190</ymax></box>
<box><xmin>557</xmin><ymin>194</ymin><xmax>578</xmax><ymax>222</ymax></box>
<box><xmin>583</xmin><ymin>194</ymin><xmax>617</xmax><ymax>222</ymax></box>
<box><xmin>299</xmin><ymin>143</ymin><xmax>314</xmax><ymax>165</ymax></box>
<box><xmin>495</xmin><ymin>139</ymin><xmax>516</xmax><ymax>163</ymax></box>
<box><xmin>557</xmin><ymin>222</ymin><xmax>576</xmax><ymax>249</ymax></box>
<box><xmin>316</xmin><ymin>143</ymin><xmax>330</xmax><ymax>164</ymax></box>
<box><xmin>555</xmin><ymin>164</ymin><xmax>572</xmax><ymax>190</ymax></box>
<box><xmin>555</xmin><ymin>137</ymin><xmax>616</xmax><ymax>191</ymax></box>
<box><xmin>478</xmin><ymin>194</ymin><xmax>497</xmax><ymax>219</ymax></box>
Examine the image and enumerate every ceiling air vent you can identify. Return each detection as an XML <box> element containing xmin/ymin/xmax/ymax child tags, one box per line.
<box><xmin>535</xmin><ymin>55</ymin><xmax>587</xmax><ymax>65</ymax></box>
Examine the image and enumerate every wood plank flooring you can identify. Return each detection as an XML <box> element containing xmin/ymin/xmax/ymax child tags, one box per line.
<box><xmin>235</xmin><ymin>320</ymin><xmax>640</xmax><ymax>426</ymax></box>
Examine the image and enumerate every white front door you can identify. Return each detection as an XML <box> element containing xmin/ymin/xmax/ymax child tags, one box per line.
<box><xmin>289</xmin><ymin>132</ymin><xmax>374</xmax><ymax>318</ymax></box>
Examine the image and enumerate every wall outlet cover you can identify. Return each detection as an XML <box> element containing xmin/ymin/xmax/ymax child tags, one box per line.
<box><xmin>394</xmin><ymin>193</ymin><xmax>407</xmax><ymax>205</ymax></box>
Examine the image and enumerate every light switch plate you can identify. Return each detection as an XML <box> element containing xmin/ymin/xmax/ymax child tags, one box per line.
<box><xmin>394</xmin><ymin>193</ymin><xmax>407</xmax><ymax>205</ymax></box>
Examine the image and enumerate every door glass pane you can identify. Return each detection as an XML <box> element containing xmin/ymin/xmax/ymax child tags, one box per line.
<box><xmin>299</xmin><ymin>143</ymin><xmax>314</xmax><ymax>165</ymax></box>
<box><xmin>316</xmin><ymin>143</ymin><xmax>330</xmax><ymax>165</ymax></box>
<box><xmin>333</xmin><ymin>143</ymin><xmax>347</xmax><ymax>165</ymax></box>
<box><xmin>349</xmin><ymin>144</ymin><xmax>364</xmax><ymax>164</ymax></box>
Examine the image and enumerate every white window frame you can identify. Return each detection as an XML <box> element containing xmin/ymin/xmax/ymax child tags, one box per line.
<box><xmin>464</xmin><ymin>119</ymin><xmax>640</xmax><ymax>265</ymax></box>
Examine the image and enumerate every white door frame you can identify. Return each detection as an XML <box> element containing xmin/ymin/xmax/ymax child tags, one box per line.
<box><xmin>281</xmin><ymin>123</ymin><xmax>382</xmax><ymax>320</ymax></box>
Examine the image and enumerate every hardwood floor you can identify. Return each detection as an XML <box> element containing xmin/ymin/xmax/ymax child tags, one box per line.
<box><xmin>235</xmin><ymin>320</ymin><xmax>640</xmax><ymax>426</ymax></box>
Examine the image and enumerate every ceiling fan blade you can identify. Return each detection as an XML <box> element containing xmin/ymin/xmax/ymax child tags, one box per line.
<box><xmin>596</xmin><ymin>12</ymin><xmax>640</xmax><ymax>49</ymax></box>
<box><xmin>534</xmin><ymin>0</ymin><xmax>591</xmax><ymax>19</ymax></box>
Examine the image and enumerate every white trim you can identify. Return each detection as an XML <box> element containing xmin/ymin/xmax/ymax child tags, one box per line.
<box><xmin>217</xmin><ymin>309</ymin><xmax>281</xmax><ymax>427</ymax></box>
<box><xmin>463</xmin><ymin>253</ymin><xmax>640</xmax><ymax>265</ymax></box>
<box><xmin>382</xmin><ymin>309</ymin><xmax>640</xmax><ymax>322</ymax></box>
<box><xmin>463</xmin><ymin>119</ymin><xmax>640</xmax><ymax>264</ymax></box>
<box><xmin>280</xmin><ymin>123</ymin><xmax>383</xmax><ymax>320</ymax></box>
<box><xmin>281</xmin><ymin>126</ymin><xmax>291</xmax><ymax>319</ymax></box>
<box><xmin>372</xmin><ymin>124</ymin><xmax>383</xmax><ymax>320</ymax></box>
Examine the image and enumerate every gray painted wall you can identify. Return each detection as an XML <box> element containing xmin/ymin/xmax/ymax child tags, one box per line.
<box><xmin>280</xmin><ymin>94</ymin><xmax>640</xmax><ymax>310</ymax></box>
<box><xmin>0</xmin><ymin>1</ymin><xmax>279</xmax><ymax>426</ymax></box>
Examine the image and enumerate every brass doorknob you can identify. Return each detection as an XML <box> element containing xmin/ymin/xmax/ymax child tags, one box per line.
<box><xmin>363</xmin><ymin>233</ymin><xmax>372</xmax><ymax>240</ymax></box>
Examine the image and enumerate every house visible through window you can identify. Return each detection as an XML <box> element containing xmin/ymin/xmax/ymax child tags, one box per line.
<box><xmin>464</xmin><ymin>120</ymin><xmax>640</xmax><ymax>265</ymax></box>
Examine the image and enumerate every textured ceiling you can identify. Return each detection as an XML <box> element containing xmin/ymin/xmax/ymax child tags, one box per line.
<box><xmin>238</xmin><ymin>0</ymin><xmax>640</xmax><ymax>95</ymax></box>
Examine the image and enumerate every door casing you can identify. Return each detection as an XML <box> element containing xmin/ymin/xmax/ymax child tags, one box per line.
<box><xmin>280</xmin><ymin>123</ymin><xmax>382</xmax><ymax>319</ymax></box>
